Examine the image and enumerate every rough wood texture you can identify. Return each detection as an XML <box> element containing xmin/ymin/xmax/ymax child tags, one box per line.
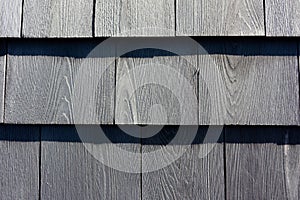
<box><xmin>0</xmin><ymin>0</ymin><xmax>22</xmax><ymax>37</ymax></box>
<box><xmin>116</xmin><ymin>47</ymin><xmax>198</xmax><ymax>125</ymax></box>
<box><xmin>0</xmin><ymin>41</ymin><xmax>5</xmax><ymax>122</ymax></box>
<box><xmin>41</xmin><ymin>125</ymin><xmax>141</xmax><ymax>199</ymax></box>
<box><xmin>176</xmin><ymin>0</ymin><xmax>264</xmax><ymax>36</ymax></box>
<box><xmin>142</xmin><ymin>126</ymin><xmax>225</xmax><ymax>199</ymax></box>
<box><xmin>0</xmin><ymin>125</ymin><xmax>40</xmax><ymax>200</ymax></box>
<box><xmin>198</xmin><ymin>39</ymin><xmax>299</xmax><ymax>125</ymax></box>
<box><xmin>266</xmin><ymin>0</ymin><xmax>300</xmax><ymax>36</ymax></box>
<box><xmin>23</xmin><ymin>0</ymin><xmax>93</xmax><ymax>37</ymax></box>
<box><xmin>6</xmin><ymin>40</ymin><xmax>115</xmax><ymax>124</ymax></box>
<box><xmin>95</xmin><ymin>0</ymin><xmax>175</xmax><ymax>36</ymax></box>
<box><xmin>226</xmin><ymin>126</ymin><xmax>300</xmax><ymax>199</ymax></box>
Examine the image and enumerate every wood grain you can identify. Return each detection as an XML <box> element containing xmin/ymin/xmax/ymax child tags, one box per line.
<box><xmin>95</xmin><ymin>0</ymin><xmax>175</xmax><ymax>36</ymax></box>
<box><xmin>225</xmin><ymin>126</ymin><xmax>300</xmax><ymax>200</ymax></box>
<box><xmin>266</xmin><ymin>0</ymin><xmax>300</xmax><ymax>36</ymax></box>
<box><xmin>198</xmin><ymin>39</ymin><xmax>299</xmax><ymax>125</ymax></box>
<box><xmin>142</xmin><ymin>126</ymin><xmax>225</xmax><ymax>199</ymax></box>
<box><xmin>0</xmin><ymin>41</ymin><xmax>5</xmax><ymax>122</ymax></box>
<box><xmin>0</xmin><ymin>125</ymin><xmax>40</xmax><ymax>200</ymax></box>
<box><xmin>23</xmin><ymin>0</ymin><xmax>93</xmax><ymax>37</ymax></box>
<box><xmin>41</xmin><ymin>125</ymin><xmax>141</xmax><ymax>199</ymax></box>
<box><xmin>176</xmin><ymin>0</ymin><xmax>264</xmax><ymax>36</ymax></box>
<box><xmin>116</xmin><ymin>47</ymin><xmax>198</xmax><ymax>125</ymax></box>
<box><xmin>0</xmin><ymin>0</ymin><xmax>22</xmax><ymax>37</ymax></box>
<box><xmin>6</xmin><ymin>40</ymin><xmax>115</xmax><ymax>124</ymax></box>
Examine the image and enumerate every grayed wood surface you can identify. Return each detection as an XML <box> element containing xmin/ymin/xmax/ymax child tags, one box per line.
<box><xmin>0</xmin><ymin>125</ymin><xmax>40</xmax><ymax>200</ymax></box>
<box><xmin>142</xmin><ymin>126</ymin><xmax>225</xmax><ymax>199</ymax></box>
<box><xmin>116</xmin><ymin>48</ymin><xmax>198</xmax><ymax>125</ymax></box>
<box><xmin>41</xmin><ymin>126</ymin><xmax>141</xmax><ymax>199</ymax></box>
<box><xmin>6</xmin><ymin>40</ymin><xmax>115</xmax><ymax>124</ymax></box>
<box><xmin>3</xmin><ymin>39</ymin><xmax>300</xmax><ymax>125</ymax></box>
<box><xmin>95</xmin><ymin>0</ymin><xmax>175</xmax><ymax>36</ymax></box>
<box><xmin>198</xmin><ymin>39</ymin><xmax>299</xmax><ymax>125</ymax></box>
<box><xmin>225</xmin><ymin>126</ymin><xmax>300</xmax><ymax>199</ymax></box>
<box><xmin>0</xmin><ymin>0</ymin><xmax>22</xmax><ymax>37</ymax></box>
<box><xmin>266</xmin><ymin>0</ymin><xmax>300</xmax><ymax>36</ymax></box>
<box><xmin>0</xmin><ymin>41</ymin><xmax>5</xmax><ymax>122</ymax></box>
<box><xmin>176</xmin><ymin>0</ymin><xmax>264</xmax><ymax>36</ymax></box>
<box><xmin>23</xmin><ymin>0</ymin><xmax>93</xmax><ymax>37</ymax></box>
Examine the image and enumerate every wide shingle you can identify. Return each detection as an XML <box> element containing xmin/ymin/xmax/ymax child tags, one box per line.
<box><xmin>176</xmin><ymin>0</ymin><xmax>265</xmax><ymax>36</ymax></box>
<box><xmin>0</xmin><ymin>0</ymin><xmax>22</xmax><ymax>37</ymax></box>
<box><xmin>198</xmin><ymin>39</ymin><xmax>299</xmax><ymax>125</ymax></box>
<box><xmin>266</xmin><ymin>0</ymin><xmax>300</xmax><ymax>36</ymax></box>
<box><xmin>5</xmin><ymin>40</ymin><xmax>115</xmax><ymax>124</ymax></box>
<box><xmin>95</xmin><ymin>0</ymin><xmax>175</xmax><ymax>36</ymax></box>
<box><xmin>23</xmin><ymin>0</ymin><xmax>93</xmax><ymax>37</ymax></box>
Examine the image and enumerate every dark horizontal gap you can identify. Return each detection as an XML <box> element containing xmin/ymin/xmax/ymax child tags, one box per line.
<box><xmin>0</xmin><ymin>125</ymin><xmax>299</xmax><ymax>145</ymax></box>
<box><xmin>1</xmin><ymin>36</ymin><xmax>300</xmax><ymax>40</ymax></box>
<box><xmin>0</xmin><ymin>37</ymin><xmax>299</xmax><ymax>57</ymax></box>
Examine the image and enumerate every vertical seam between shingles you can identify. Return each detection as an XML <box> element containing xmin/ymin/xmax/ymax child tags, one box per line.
<box><xmin>223</xmin><ymin>126</ymin><xmax>227</xmax><ymax>200</ymax></box>
<box><xmin>92</xmin><ymin>0</ymin><xmax>96</xmax><ymax>37</ymax></box>
<box><xmin>113</xmin><ymin>47</ymin><xmax>117</xmax><ymax>125</ymax></box>
<box><xmin>174</xmin><ymin>0</ymin><xmax>177</xmax><ymax>36</ymax></box>
<box><xmin>20</xmin><ymin>0</ymin><xmax>25</xmax><ymax>37</ymax></box>
<box><xmin>140</xmin><ymin>128</ymin><xmax>143</xmax><ymax>200</ymax></box>
<box><xmin>263</xmin><ymin>0</ymin><xmax>267</xmax><ymax>36</ymax></box>
<box><xmin>297</xmin><ymin>41</ymin><xmax>300</xmax><ymax>125</ymax></box>
<box><xmin>3</xmin><ymin>40</ymin><xmax>9</xmax><ymax>123</ymax></box>
<box><xmin>197</xmin><ymin>42</ymin><xmax>199</xmax><ymax>125</ymax></box>
<box><xmin>38</xmin><ymin>126</ymin><xmax>42</xmax><ymax>200</ymax></box>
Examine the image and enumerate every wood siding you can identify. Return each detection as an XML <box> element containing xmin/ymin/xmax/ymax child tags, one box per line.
<box><xmin>2</xmin><ymin>0</ymin><xmax>300</xmax><ymax>37</ymax></box>
<box><xmin>5</xmin><ymin>40</ymin><xmax>115</xmax><ymax>124</ymax></box>
<box><xmin>3</xmin><ymin>38</ymin><xmax>299</xmax><ymax>125</ymax></box>
<box><xmin>0</xmin><ymin>125</ymin><xmax>40</xmax><ymax>200</ymax></box>
<box><xmin>0</xmin><ymin>125</ymin><xmax>299</xmax><ymax>199</ymax></box>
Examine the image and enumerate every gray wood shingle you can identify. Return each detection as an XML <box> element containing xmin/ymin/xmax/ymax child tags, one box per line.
<box><xmin>5</xmin><ymin>40</ymin><xmax>115</xmax><ymax>124</ymax></box>
<box><xmin>0</xmin><ymin>0</ymin><xmax>22</xmax><ymax>37</ymax></box>
<box><xmin>142</xmin><ymin>126</ymin><xmax>225</xmax><ymax>199</ymax></box>
<box><xmin>176</xmin><ymin>0</ymin><xmax>265</xmax><ymax>36</ymax></box>
<box><xmin>95</xmin><ymin>0</ymin><xmax>175</xmax><ymax>36</ymax></box>
<box><xmin>198</xmin><ymin>39</ymin><xmax>299</xmax><ymax>125</ymax></box>
<box><xmin>0</xmin><ymin>41</ymin><xmax>5</xmax><ymax>122</ymax></box>
<box><xmin>23</xmin><ymin>0</ymin><xmax>93</xmax><ymax>37</ymax></box>
<box><xmin>41</xmin><ymin>125</ymin><xmax>141</xmax><ymax>199</ymax></box>
<box><xmin>266</xmin><ymin>0</ymin><xmax>300</xmax><ymax>36</ymax></box>
<box><xmin>226</xmin><ymin>126</ymin><xmax>300</xmax><ymax>199</ymax></box>
<box><xmin>115</xmin><ymin>38</ymin><xmax>198</xmax><ymax>125</ymax></box>
<box><xmin>0</xmin><ymin>125</ymin><xmax>40</xmax><ymax>200</ymax></box>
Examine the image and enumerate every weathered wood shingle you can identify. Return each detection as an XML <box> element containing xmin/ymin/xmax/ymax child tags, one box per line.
<box><xmin>23</xmin><ymin>0</ymin><xmax>94</xmax><ymax>37</ymax></box>
<box><xmin>0</xmin><ymin>125</ymin><xmax>40</xmax><ymax>200</ymax></box>
<box><xmin>226</xmin><ymin>126</ymin><xmax>300</xmax><ymax>199</ymax></box>
<box><xmin>41</xmin><ymin>125</ymin><xmax>141</xmax><ymax>199</ymax></box>
<box><xmin>266</xmin><ymin>0</ymin><xmax>300</xmax><ymax>36</ymax></box>
<box><xmin>198</xmin><ymin>39</ymin><xmax>299</xmax><ymax>125</ymax></box>
<box><xmin>5</xmin><ymin>40</ymin><xmax>115</xmax><ymax>124</ymax></box>
<box><xmin>115</xmin><ymin>38</ymin><xmax>198</xmax><ymax>125</ymax></box>
<box><xmin>0</xmin><ymin>0</ymin><xmax>22</xmax><ymax>37</ymax></box>
<box><xmin>95</xmin><ymin>0</ymin><xmax>175</xmax><ymax>36</ymax></box>
<box><xmin>0</xmin><ymin>41</ymin><xmax>5</xmax><ymax>122</ymax></box>
<box><xmin>176</xmin><ymin>0</ymin><xmax>265</xmax><ymax>36</ymax></box>
<box><xmin>142</xmin><ymin>126</ymin><xmax>225</xmax><ymax>199</ymax></box>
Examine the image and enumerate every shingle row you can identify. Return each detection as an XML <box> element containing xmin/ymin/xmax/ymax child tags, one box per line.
<box><xmin>0</xmin><ymin>38</ymin><xmax>299</xmax><ymax>125</ymax></box>
<box><xmin>1</xmin><ymin>0</ymin><xmax>300</xmax><ymax>37</ymax></box>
